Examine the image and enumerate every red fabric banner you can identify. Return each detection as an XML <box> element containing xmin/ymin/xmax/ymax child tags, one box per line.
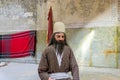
<box><xmin>0</xmin><ymin>30</ymin><xmax>36</xmax><ymax>58</ymax></box>
<box><xmin>47</xmin><ymin>6</ymin><xmax>53</xmax><ymax>44</ymax></box>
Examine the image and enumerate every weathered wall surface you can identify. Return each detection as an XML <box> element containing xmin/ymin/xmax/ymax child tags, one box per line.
<box><xmin>0</xmin><ymin>0</ymin><xmax>120</xmax><ymax>68</ymax></box>
<box><xmin>38</xmin><ymin>0</ymin><xmax>118</xmax><ymax>28</ymax></box>
<box><xmin>0</xmin><ymin>0</ymin><xmax>36</xmax><ymax>32</ymax></box>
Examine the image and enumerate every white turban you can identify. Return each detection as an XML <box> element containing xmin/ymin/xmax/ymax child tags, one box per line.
<box><xmin>53</xmin><ymin>22</ymin><xmax>65</xmax><ymax>33</ymax></box>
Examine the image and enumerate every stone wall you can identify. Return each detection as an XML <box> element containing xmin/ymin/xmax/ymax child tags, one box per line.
<box><xmin>0</xmin><ymin>0</ymin><xmax>120</xmax><ymax>68</ymax></box>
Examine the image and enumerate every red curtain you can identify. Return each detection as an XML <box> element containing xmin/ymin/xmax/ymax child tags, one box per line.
<box><xmin>0</xmin><ymin>31</ymin><xmax>36</xmax><ymax>58</ymax></box>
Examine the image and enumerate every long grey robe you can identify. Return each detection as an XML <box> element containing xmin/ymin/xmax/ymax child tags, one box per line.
<box><xmin>38</xmin><ymin>45</ymin><xmax>80</xmax><ymax>80</ymax></box>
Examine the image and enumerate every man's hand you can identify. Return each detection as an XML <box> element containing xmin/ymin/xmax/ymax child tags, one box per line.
<box><xmin>48</xmin><ymin>77</ymin><xmax>55</xmax><ymax>80</ymax></box>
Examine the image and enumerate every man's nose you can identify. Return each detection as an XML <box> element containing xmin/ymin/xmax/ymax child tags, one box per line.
<box><xmin>59</xmin><ymin>37</ymin><xmax>64</xmax><ymax>40</ymax></box>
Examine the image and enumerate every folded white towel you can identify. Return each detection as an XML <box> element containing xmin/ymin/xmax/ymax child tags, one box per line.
<box><xmin>50</xmin><ymin>72</ymin><xmax>70</xmax><ymax>79</ymax></box>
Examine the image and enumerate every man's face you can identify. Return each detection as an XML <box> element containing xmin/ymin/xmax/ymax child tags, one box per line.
<box><xmin>54</xmin><ymin>32</ymin><xmax>65</xmax><ymax>54</ymax></box>
<box><xmin>55</xmin><ymin>32</ymin><xmax>65</xmax><ymax>43</ymax></box>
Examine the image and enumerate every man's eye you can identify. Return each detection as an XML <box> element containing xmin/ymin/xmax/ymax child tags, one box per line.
<box><xmin>62</xmin><ymin>36</ymin><xmax>64</xmax><ymax>38</ymax></box>
<box><xmin>57</xmin><ymin>36</ymin><xmax>60</xmax><ymax>38</ymax></box>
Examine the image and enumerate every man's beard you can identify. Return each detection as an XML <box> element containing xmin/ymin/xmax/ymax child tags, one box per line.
<box><xmin>54</xmin><ymin>40</ymin><xmax>65</xmax><ymax>55</ymax></box>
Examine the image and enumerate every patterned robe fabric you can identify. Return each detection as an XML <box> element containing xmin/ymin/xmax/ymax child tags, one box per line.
<box><xmin>38</xmin><ymin>45</ymin><xmax>80</xmax><ymax>80</ymax></box>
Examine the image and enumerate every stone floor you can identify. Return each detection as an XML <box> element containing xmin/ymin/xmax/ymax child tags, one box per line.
<box><xmin>0</xmin><ymin>62</ymin><xmax>120</xmax><ymax>80</ymax></box>
<box><xmin>80</xmin><ymin>66</ymin><xmax>120</xmax><ymax>80</ymax></box>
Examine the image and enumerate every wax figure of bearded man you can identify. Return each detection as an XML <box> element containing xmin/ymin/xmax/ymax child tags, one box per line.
<box><xmin>38</xmin><ymin>22</ymin><xmax>80</xmax><ymax>80</ymax></box>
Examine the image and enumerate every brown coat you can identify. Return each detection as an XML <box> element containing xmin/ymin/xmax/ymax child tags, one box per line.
<box><xmin>38</xmin><ymin>45</ymin><xmax>80</xmax><ymax>80</ymax></box>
